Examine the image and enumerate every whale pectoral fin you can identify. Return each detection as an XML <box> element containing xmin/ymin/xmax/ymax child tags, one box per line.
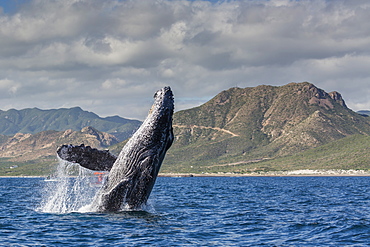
<box><xmin>57</xmin><ymin>144</ymin><xmax>117</xmax><ymax>171</ymax></box>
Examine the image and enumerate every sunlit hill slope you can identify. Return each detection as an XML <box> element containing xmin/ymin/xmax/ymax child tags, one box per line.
<box><xmin>160</xmin><ymin>82</ymin><xmax>370</xmax><ymax>173</ymax></box>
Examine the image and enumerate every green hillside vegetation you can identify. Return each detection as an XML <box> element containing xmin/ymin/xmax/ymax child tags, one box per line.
<box><xmin>254</xmin><ymin>134</ymin><xmax>370</xmax><ymax>172</ymax></box>
<box><xmin>0</xmin><ymin>107</ymin><xmax>141</xmax><ymax>141</ymax></box>
<box><xmin>164</xmin><ymin>134</ymin><xmax>370</xmax><ymax>174</ymax></box>
<box><xmin>0</xmin><ymin>159</ymin><xmax>53</xmax><ymax>177</ymax></box>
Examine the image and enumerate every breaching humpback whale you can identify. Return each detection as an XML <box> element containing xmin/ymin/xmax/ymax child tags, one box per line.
<box><xmin>57</xmin><ymin>87</ymin><xmax>174</xmax><ymax>211</ymax></box>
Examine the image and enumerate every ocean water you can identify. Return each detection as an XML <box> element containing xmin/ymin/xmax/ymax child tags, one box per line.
<box><xmin>0</xmin><ymin>176</ymin><xmax>369</xmax><ymax>246</ymax></box>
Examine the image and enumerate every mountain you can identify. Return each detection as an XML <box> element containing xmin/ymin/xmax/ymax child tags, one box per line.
<box><xmin>0</xmin><ymin>126</ymin><xmax>119</xmax><ymax>176</ymax></box>
<box><xmin>160</xmin><ymin>82</ymin><xmax>370</xmax><ymax>173</ymax></box>
<box><xmin>0</xmin><ymin>107</ymin><xmax>141</xmax><ymax>141</ymax></box>
<box><xmin>357</xmin><ymin>110</ymin><xmax>370</xmax><ymax>116</ymax></box>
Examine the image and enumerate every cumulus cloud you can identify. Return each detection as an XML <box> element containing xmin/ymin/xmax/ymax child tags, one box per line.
<box><xmin>0</xmin><ymin>79</ymin><xmax>20</xmax><ymax>95</ymax></box>
<box><xmin>0</xmin><ymin>0</ymin><xmax>370</xmax><ymax>119</ymax></box>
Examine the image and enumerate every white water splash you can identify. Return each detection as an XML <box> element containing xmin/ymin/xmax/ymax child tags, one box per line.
<box><xmin>39</xmin><ymin>159</ymin><xmax>105</xmax><ymax>213</ymax></box>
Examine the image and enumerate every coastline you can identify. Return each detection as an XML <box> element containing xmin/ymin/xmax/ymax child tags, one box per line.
<box><xmin>1</xmin><ymin>169</ymin><xmax>370</xmax><ymax>178</ymax></box>
<box><xmin>159</xmin><ymin>169</ymin><xmax>370</xmax><ymax>177</ymax></box>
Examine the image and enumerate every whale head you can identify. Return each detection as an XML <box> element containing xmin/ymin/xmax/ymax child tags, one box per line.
<box><xmin>149</xmin><ymin>86</ymin><xmax>174</xmax><ymax>148</ymax></box>
<box><xmin>147</xmin><ymin>86</ymin><xmax>174</xmax><ymax>140</ymax></box>
<box><xmin>130</xmin><ymin>86</ymin><xmax>174</xmax><ymax>164</ymax></box>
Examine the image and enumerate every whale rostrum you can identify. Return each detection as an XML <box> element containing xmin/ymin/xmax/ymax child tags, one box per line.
<box><xmin>56</xmin><ymin>87</ymin><xmax>174</xmax><ymax>211</ymax></box>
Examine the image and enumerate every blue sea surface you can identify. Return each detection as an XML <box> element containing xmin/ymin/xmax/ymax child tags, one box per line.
<box><xmin>0</xmin><ymin>176</ymin><xmax>369</xmax><ymax>246</ymax></box>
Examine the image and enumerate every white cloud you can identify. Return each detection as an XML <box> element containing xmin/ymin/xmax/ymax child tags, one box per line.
<box><xmin>0</xmin><ymin>0</ymin><xmax>370</xmax><ymax>119</ymax></box>
<box><xmin>101</xmin><ymin>78</ymin><xmax>127</xmax><ymax>90</ymax></box>
<box><xmin>0</xmin><ymin>79</ymin><xmax>20</xmax><ymax>96</ymax></box>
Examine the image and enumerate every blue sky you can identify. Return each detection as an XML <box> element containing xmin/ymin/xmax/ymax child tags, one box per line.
<box><xmin>0</xmin><ymin>0</ymin><xmax>29</xmax><ymax>14</ymax></box>
<box><xmin>0</xmin><ymin>0</ymin><xmax>369</xmax><ymax>120</ymax></box>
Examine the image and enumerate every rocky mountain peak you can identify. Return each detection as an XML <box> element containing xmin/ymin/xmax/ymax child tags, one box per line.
<box><xmin>296</xmin><ymin>82</ymin><xmax>346</xmax><ymax>109</ymax></box>
<box><xmin>81</xmin><ymin>126</ymin><xmax>99</xmax><ymax>135</ymax></box>
<box><xmin>328</xmin><ymin>91</ymin><xmax>347</xmax><ymax>107</ymax></box>
<box><xmin>81</xmin><ymin>126</ymin><xmax>118</xmax><ymax>147</ymax></box>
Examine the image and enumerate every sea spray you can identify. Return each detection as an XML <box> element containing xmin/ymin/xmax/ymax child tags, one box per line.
<box><xmin>39</xmin><ymin>158</ymin><xmax>104</xmax><ymax>213</ymax></box>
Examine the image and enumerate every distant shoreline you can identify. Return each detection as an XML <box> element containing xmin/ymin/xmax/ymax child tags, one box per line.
<box><xmin>2</xmin><ymin>169</ymin><xmax>370</xmax><ymax>178</ymax></box>
<box><xmin>159</xmin><ymin>174</ymin><xmax>370</xmax><ymax>178</ymax></box>
<box><xmin>159</xmin><ymin>169</ymin><xmax>370</xmax><ymax>177</ymax></box>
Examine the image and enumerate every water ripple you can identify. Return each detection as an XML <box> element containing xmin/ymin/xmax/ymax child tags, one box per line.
<box><xmin>0</xmin><ymin>177</ymin><xmax>370</xmax><ymax>246</ymax></box>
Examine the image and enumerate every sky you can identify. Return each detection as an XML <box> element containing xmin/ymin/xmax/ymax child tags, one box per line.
<box><xmin>0</xmin><ymin>0</ymin><xmax>370</xmax><ymax>120</ymax></box>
